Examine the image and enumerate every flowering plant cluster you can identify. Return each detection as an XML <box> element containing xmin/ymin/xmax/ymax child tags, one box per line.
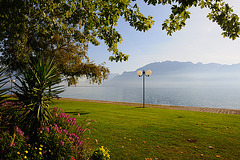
<box><xmin>91</xmin><ymin>146</ymin><xmax>110</xmax><ymax>160</ymax></box>
<box><xmin>0</xmin><ymin>101</ymin><xmax>106</xmax><ymax>159</ymax></box>
<box><xmin>36</xmin><ymin>107</ymin><xmax>89</xmax><ymax>159</ymax></box>
<box><xmin>1</xmin><ymin>126</ymin><xmax>28</xmax><ymax>160</ymax></box>
<box><xmin>0</xmin><ymin>100</ymin><xmax>28</xmax><ymax>132</ymax></box>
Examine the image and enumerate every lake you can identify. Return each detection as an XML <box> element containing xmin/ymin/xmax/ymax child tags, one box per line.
<box><xmin>60</xmin><ymin>87</ymin><xmax>240</xmax><ymax>110</ymax></box>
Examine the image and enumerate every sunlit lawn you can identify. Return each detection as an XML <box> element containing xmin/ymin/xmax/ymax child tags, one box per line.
<box><xmin>51</xmin><ymin>99</ymin><xmax>240</xmax><ymax>160</ymax></box>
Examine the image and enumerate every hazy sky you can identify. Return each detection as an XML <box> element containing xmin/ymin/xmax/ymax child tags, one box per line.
<box><xmin>87</xmin><ymin>0</ymin><xmax>240</xmax><ymax>74</ymax></box>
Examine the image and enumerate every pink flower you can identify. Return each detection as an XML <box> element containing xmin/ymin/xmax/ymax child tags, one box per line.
<box><xmin>15</xmin><ymin>126</ymin><xmax>24</xmax><ymax>136</ymax></box>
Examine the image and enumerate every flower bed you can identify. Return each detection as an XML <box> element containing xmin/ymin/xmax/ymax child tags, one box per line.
<box><xmin>0</xmin><ymin>101</ymin><xmax>110</xmax><ymax>160</ymax></box>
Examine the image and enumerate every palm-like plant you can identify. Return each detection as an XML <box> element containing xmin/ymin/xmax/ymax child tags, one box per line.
<box><xmin>14</xmin><ymin>56</ymin><xmax>64</xmax><ymax>137</ymax></box>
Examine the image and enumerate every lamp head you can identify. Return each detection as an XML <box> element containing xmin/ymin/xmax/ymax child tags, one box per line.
<box><xmin>137</xmin><ymin>70</ymin><xmax>142</xmax><ymax>77</ymax></box>
<box><xmin>146</xmin><ymin>70</ymin><xmax>152</xmax><ymax>76</ymax></box>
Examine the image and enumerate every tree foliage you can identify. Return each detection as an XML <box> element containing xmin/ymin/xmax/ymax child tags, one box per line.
<box><xmin>144</xmin><ymin>0</ymin><xmax>240</xmax><ymax>39</ymax></box>
<box><xmin>0</xmin><ymin>0</ymin><xmax>239</xmax><ymax>85</ymax></box>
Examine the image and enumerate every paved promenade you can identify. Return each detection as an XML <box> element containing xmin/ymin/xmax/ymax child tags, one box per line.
<box><xmin>61</xmin><ymin>98</ymin><xmax>240</xmax><ymax>115</ymax></box>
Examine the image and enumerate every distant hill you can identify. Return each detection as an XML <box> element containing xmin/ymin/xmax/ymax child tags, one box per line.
<box><xmin>103</xmin><ymin>61</ymin><xmax>240</xmax><ymax>88</ymax></box>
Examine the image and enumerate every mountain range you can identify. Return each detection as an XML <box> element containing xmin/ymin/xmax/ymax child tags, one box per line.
<box><xmin>103</xmin><ymin>61</ymin><xmax>240</xmax><ymax>88</ymax></box>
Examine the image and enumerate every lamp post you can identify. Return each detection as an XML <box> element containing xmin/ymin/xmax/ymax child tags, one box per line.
<box><xmin>137</xmin><ymin>70</ymin><xmax>151</xmax><ymax>108</ymax></box>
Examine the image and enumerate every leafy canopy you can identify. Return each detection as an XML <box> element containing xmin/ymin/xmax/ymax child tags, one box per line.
<box><xmin>0</xmin><ymin>0</ymin><xmax>239</xmax><ymax>84</ymax></box>
<box><xmin>145</xmin><ymin>0</ymin><xmax>240</xmax><ymax>39</ymax></box>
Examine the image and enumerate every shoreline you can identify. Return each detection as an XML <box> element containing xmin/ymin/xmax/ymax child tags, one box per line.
<box><xmin>59</xmin><ymin>98</ymin><xmax>240</xmax><ymax>115</ymax></box>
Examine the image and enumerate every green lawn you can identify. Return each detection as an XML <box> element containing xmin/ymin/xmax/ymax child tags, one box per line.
<box><xmin>51</xmin><ymin>99</ymin><xmax>240</xmax><ymax>160</ymax></box>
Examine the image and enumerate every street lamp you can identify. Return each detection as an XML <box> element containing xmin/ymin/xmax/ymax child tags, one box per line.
<box><xmin>137</xmin><ymin>70</ymin><xmax>152</xmax><ymax>108</ymax></box>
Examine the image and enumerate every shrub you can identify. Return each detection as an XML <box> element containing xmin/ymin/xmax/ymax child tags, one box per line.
<box><xmin>35</xmin><ymin>107</ymin><xmax>92</xmax><ymax>159</ymax></box>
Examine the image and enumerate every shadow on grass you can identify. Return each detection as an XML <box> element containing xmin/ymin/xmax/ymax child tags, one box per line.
<box><xmin>64</xmin><ymin>111</ymin><xmax>90</xmax><ymax>116</ymax></box>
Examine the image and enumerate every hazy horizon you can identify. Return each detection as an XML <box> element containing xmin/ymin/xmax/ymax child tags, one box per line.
<box><xmin>61</xmin><ymin>61</ymin><xmax>240</xmax><ymax>88</ymax></box>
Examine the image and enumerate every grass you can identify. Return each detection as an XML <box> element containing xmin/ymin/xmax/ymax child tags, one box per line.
<box><xmin>50</xmin><ymin>99</ymin><xmax>240</xmax><ymax>160</ymax></box>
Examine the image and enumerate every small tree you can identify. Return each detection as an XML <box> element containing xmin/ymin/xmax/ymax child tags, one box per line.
<box><xmin>14</xmin><ymin>56</ymin><xmax>64</xmax><ymax>139</ymax></box>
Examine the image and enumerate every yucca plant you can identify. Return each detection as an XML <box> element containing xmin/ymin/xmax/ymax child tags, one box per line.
<box><xmin>14</xmin><ymin>56</ymin><xmax>64</xmax><ymax>138</ymax></box>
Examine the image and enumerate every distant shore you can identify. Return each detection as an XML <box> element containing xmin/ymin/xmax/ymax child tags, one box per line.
<box><xmin>59</xmin><ymin>98</ymin><xmax>240</xmax><ymax>115</ymax></box>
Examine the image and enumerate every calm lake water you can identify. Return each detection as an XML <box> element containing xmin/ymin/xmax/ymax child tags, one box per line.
<box><xmin>60</xmin><ymin>87</ymin><xmax>240</xmax><ymax>110</ymax></box>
